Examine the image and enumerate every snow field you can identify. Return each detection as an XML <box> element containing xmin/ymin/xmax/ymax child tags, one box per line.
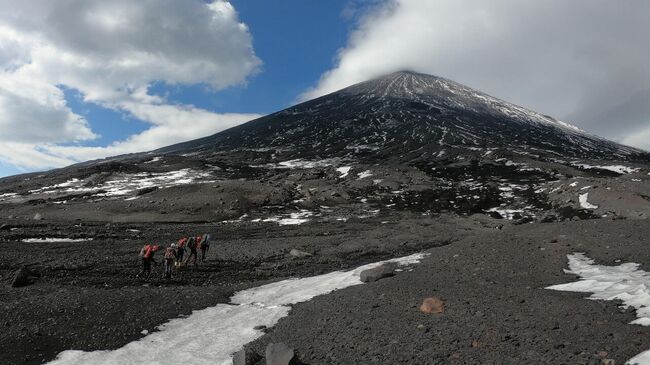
<box><xmin>48</xmin><ymin>253</ymin><xmax>428</xmax><ymax>365</ymax></box>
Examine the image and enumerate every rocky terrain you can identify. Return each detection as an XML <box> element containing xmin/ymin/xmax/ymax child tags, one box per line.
<box><xmin>1</xmin><ymin>71</ymin><xmax>649</xmax><ymax>364</ymax></box>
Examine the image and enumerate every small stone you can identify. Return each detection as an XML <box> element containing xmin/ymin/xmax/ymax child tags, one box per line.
<box><xmin>289</xmin><ymin>249</ymin><xmax>312</xmax><ymax>258</ymax></box>
<box><xmin>265</xmin><ymin>343</ymin><xmax>294</xmax><ymax>365</ymax></box>
<box><xmin>33</xmin><ymin>213</ymin><xmax>43</xmax><ymax>220</ymax></box>
<box><xmin>419</xmin><ymin>297</ymin><xmax>445</xmax><ymax>314</ymax></box>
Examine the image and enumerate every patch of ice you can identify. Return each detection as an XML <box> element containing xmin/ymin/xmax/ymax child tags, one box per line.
<box><xmin>23</xmin><ymin>238</ymin><xmax>92</xmax><ymax>243</ymax></box>
<box><xmin>628</xmin><ymin>350</ymin><xmax>650</xmax><ymax>365</ymax></box>
<box><xmin>277</xmin><ymin>210</ymin><xmax>313</xmax><ymax>225</ymax></box>
<box><xmin>357</xmin><ymin>170</ymin><xmax>373</xmax><ymax>179</ymax></box>
<box><xmin>573</xmin><ymin>164</ymin><xmax>640</xmax><ymax>174</ymax></box>
<box><xmin>579</xmin><ymin>193</ymin><xmax>598</xmax><ymax>210</ymax></box>
<box><xmin>336</xmin><ymin>166</ymin><xmax>351</xmax><ymax>178</ymax></box>
<box><xmin>0</xmin><ymin>192</ymin><xmax>18</xmax><ymax>201</ymax></box>
<box><xmin>48</xmin><ymin>253</ymin><xmax>428</xmax><ymax>365</ymax></box>
<box><xmin>486</xmin><ymin>207</ymin><xmax>525</xmax><ymax>220</ymax></box>
<box><xmin>28</xmin><ymin>169</ymin><xmax>212</xmax><ymax>199</ymax></box>
<box><xmin>547</xmin><ymin>253</ymin><xmax>650</xmax><ymax>364</ymax></box>
<box><xmin>274</xmin><ymin>159</ymin><xmax>340</xmax><ymax>169</ymax></box>
<box><xmin>144</xmin><ymin>157</ymin><xmax>162</xmax><ymax>164</ymax></box>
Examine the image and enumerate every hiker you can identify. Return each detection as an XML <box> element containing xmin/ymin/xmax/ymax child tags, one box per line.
<box><xmin>163</xmin><ymin>244</ymin><xmax>178</xmax><ymax>279</ymax></box>
<box><xmin>176</xmin><ymin>237</ymin><xmax>187</xmax><ymax>266</ymax></box>
<box><xmin>199</xmin><ymin>233</ymin><xmax>211</xmax><ymax>262</ymax></box>
<box><xmin>138</xmin><ymin>244</ymin><xmax>160</xmax><ymax>279</ymax></box>
<box><xmin>184</xmin><ymin>236</ymin><xmax>198</xmax><ymax>266</ymax></box>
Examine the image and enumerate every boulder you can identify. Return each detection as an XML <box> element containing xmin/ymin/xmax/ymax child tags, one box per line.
<box><xmin>233</xmin><ymin>348</ymin><xmax>262</xmax><ymax>365</ymax></box>
<box><xmin>33</xmin><ymin>213</ymin><xmax>43</xmax><ymax>221</ymax></box>
<box><xmin>419</xmin><ymin>297</ymin><xmax>445</xmax><ymax>314</ymax></box>
<box><xmin>360</xmin><ymin>262</ymin><xmax>397</xmax><ymax>283</ymax></box>
<box><xmin>265</xmin><ymin>343</ymin><xmax>294</xmax><ymax>365</ymax></box>
<box><xmin>289</xmin><ymin>249</ymin><xmax>312</xmax><ymax>258</ymax></box>
<box><xmin>11</xmin><ymin>266</ymin><xmax>41</xmax><ymax>288</ymax></box>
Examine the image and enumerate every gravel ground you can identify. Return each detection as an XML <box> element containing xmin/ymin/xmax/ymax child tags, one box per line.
<box><xmin>0</xmin><ymin>214</ymin><xmax>465</xmax><ymax>364</ymax></box>
<box><xmin>244</xmin><ymin>219</ymin><xmax>650</xmax><ymax>364</ymax></box>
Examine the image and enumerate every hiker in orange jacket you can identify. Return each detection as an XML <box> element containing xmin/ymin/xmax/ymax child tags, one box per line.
<box><xmin>138</xmin><ymin>244</ymin><xmax>160</xmax><ymax>279</ymax></box>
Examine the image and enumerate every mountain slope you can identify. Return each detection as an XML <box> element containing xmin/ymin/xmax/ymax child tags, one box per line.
<box><xmin>0</xmin><ymin>71</ymin><xmax>648</xmax><ymax>225</ymax></box>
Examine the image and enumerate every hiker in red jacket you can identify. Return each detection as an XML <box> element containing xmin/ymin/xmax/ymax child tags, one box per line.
<box><xmin>138</xmin><ymin>244</ymin><xmax>160</xmax><ymax>279</ymax></box>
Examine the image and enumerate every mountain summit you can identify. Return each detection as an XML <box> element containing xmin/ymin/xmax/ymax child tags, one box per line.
<box><xmin>159</xmin><ymin>71</ymin><xmax>647</xmax><ymax>162</ymax></box>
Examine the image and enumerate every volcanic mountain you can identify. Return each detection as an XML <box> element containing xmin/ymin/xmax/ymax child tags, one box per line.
<box><xmin>159</xmin><ymin>70</ymin><xmax>648</xmax><ymax>163</ymax></box>
<box><xmin>1</xmin><ymin>71</ymin><xmax>649</xmax><ymax>224</ymax></box>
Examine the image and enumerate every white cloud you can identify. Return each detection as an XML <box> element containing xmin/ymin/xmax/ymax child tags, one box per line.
<box><xmin>622</xmin><ymin>128</ymin><xmax>650</xmax><ymax>152</ymax></box>
<box><xmin>304</xmin><ymin>0</ymin><xmax>650</xmax><ymax>151</ymax></box>
<box><xmin>47</xmin><ymin>104</ymin><xmax>260</xmax><ymax>162</ymax></box>
<box><xmin>0</xmin><ymin>0</ymin><xmax>261</xmax><ymax>171</ymax></box>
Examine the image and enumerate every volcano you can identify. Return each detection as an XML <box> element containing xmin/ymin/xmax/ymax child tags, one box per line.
<box><xmin>159</xmin><ymin>70</ymin><xmax>648</xmax><ymax>163</ymax></box>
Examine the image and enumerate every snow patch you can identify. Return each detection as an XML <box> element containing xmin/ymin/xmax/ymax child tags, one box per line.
<box><xmin>547</xmin><ymin>253</ymin><xmax>650</xmax><ymax>364</ymax></box>
<box><xmin>579</xmin><ymin>193</ymin><xmax>598</xmax><ymax>210</ymax></box>
<box><xmin>357</xmin><ymin>170</ymin><xmax>373</xmax><ymax>179</ymax></box>
<box><xmin>275</xmin><ymin>159</ymin><xmax>340</xmax><ymax>169</ymax></box>
<box><xmin>336</xmin><ymin>166</ymin><xmax>351</xmax><ymax>178</ymax></box>
<box><xmin>22</xmin><ymin>238</ymin><xmax>93</xmax><ymax>243</ymax></box>
<box><xmin>573</xmin><ymin>163</ymin><xmax>640</xmax><ymax>174</ymax></box>
<box><xmin>48</xmin><ymin>253</ymin><xmax>428</xmax><ymax>365</ymax></box>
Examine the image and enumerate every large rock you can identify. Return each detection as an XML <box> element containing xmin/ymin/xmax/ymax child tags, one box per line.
<box><xmin>360</xmin><ymin>262</ymin><xmax>397</xmax><ymax>283</ymax></box>
<box><xmin>419</xmin><ymin>297</ymin><xmax>445</xmax><ymax>314</ymax></box>
<box><xmin>11</xmin><ymin>266</ymin><xmax>40</xmax><ymax>288</ymax></box>
<box><xmin>265</xmin><ymin>343</ymin><xmax>294</xmax><ymax>365</ymax></box>
<box><xmin>233</xmin><ymin>348</ymin><xmax>262</xmax><ymax>365</ymax></box>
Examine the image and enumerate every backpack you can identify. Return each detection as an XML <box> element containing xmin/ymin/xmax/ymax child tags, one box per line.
<box><xmin>164</xmin><ymin>247</ymin><xmax>176</xmax><ymax>260</ymax></box>
<box><xmin>178</xmin><ymin>237</ymin><xmax>188</xmax><ymax>247</ymax></box>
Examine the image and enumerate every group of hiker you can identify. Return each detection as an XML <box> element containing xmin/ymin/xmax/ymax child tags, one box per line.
<box><xmin>137</xmin><ymin>233</ymin><xmax>211</xmax><ymax>279</ymax></box>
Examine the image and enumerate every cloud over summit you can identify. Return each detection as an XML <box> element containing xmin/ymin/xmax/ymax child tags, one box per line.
<box><xmin>304</xmin><ymin>0</ymin><xmax>650</xmax><ymax>151</ymax></box>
